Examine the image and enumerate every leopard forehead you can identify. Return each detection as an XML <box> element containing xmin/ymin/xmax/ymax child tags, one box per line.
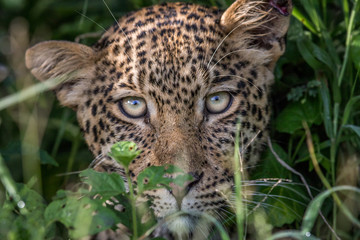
<box><xmin>90</xmin><ymin>2</ymin><xmax>270</xmax><ymax>112</ymax></box>
<box><xmin>94</xmin><ymin>4</ymin><xmax>220</xmax><ymax>111</ymax></box>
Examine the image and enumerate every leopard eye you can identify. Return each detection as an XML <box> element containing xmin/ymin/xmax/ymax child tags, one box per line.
<box><xmin>205</xmin><ymin>92</ymin><xmax>232</xmax><ymax>114</ymax></box>
<box><xmin>119</xmin><ymin>96</ymin><xmax>147</xmax><ymax>118</ymax></box>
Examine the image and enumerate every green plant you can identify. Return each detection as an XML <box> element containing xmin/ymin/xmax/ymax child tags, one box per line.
<box><xmin>266</xmin><ymin>0</ymin><xmax>360</xmax><ymax>239</ymax></box>
<box><xmin>0</xmin><ymin>141</ymin><xmax>195</xmax><ymax>239</ymax></box>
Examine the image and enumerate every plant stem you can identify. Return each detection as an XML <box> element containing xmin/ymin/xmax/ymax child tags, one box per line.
<box><xmin>338</xmin><ymin>0</ymin><xmax>359</xmax><ymax>86</ymax></box>
<box><xmin>342</xmin><ymin>0</ymin><xmax>350</xmax><ymax>27</ymax></box>
<box><xmin>291</xmin><ymin>133</ymin><xmax>306</xmax><ymax>162</ymax></box>
<box><xmin>0</xmin><ymin>154</ymin><xmax>20</xmax><ymax>202</ymax></box>
<box><xmin>64</xmin><ymin>132</ymin><xmax>81</xmax><ymax>185</ymax></box>
<box><xmin>0</xmin><ymin>154</ymin><xmax>29</xmax><ymax>214</ymax></box>
<box><xmin>303</xmin><ymin>122</ymin><xmax>360</xmax><ymax>233</ymax></box>
<box><xmin>330</xmin><ymin>139</ymin><xmax>337</xmax><ymax>240</ymax></box>
<box><xmin>126</xmin><ymin>168</ymin><xmax>138</xmax><ymax>240</ymax></box>
<box><xmin>234</xmin><ymin>123</ymin><xmax>244</xmax><ymax>239</ymax></box>
<box><xmin>51</xmin><ymin>109</ymin><xmax>71</xmax><ymax>157</ymax></box>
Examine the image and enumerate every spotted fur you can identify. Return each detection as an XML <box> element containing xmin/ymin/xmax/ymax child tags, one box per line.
<box><xmin>26</xmin><ymin>0</ymin><xmax>292</xmax><ymax>239</ymax></box>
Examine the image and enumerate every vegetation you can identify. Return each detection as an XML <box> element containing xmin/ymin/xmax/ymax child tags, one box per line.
<box><xmin>0</xmin><ymin>0</ymin><xmax>359</xmax><ymax>239</ymax></box>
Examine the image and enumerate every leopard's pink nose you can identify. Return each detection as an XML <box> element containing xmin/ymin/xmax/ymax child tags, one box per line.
<box><xmin>168</xmin><ymin>172</ymin><xmax>203</xmax><ymax>208</ymax></box>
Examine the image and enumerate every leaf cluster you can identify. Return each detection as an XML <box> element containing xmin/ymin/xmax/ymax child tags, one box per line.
<box><xmin>0</xmin><ymin>142</ymin><xmax>192</xmax><ymax>239</ymax></box>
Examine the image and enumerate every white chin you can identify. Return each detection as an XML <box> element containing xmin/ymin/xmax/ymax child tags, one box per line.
<box><xmin>167</xmin><ymin>216</ymin><xmax>193</xmax><ymax>238</ymax></box>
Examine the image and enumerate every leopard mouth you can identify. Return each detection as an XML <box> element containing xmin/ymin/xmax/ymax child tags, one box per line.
<box><xmin>152</xmin><ymin>213</ymin><xmax>216</xmax><ymax>240</ymax></box>
<box><xmin>166</xmin><ymin>215</ymin><xmax>194</xmax><ymax>237</ymax></box>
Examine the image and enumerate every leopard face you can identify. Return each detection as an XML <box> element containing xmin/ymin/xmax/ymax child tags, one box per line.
<box><xmin>26</xmin><ymin>0</ymin><xmax>291</xmax><ymax>238</ymax></box>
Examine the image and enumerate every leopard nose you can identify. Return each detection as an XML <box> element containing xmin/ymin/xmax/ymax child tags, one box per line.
<box><xmin>169</xmin><ymin>172</ymin><xmax>203</xmax><ymax>208</ymax></box>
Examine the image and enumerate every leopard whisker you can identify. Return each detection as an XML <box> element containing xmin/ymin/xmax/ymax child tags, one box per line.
<box><xmin>228</xmin><ymin>194</ymin><xmax>304</xmax><ymax>219</ymax></box>
<box><xmin>242</xmin><ymin>200</ymin><xmax>293</xmax><ymax>216</ymax></box>
<box><xmin>224</xmin><ymin>196</ymin><xmax>294</xmax><ymax>218</ymax></box>
<box><xmin>242</xmin><ymin>181</ymin><xmax>311</xmax><ymax>191</ymax></box>
<box><xmin>241</xmin><ymin>181</ymin><xmax>314</xmax><ymax>201</ymax></box>
<box><xmin>214</xmin><ymin>74</ymin><xmax>262</xmax><ymax>92</ymax></box>
<box><xmin>56</xmin><ymin>170</ymin><xmax>84</xmax><ymax>177</ymax></box>
<box><xmin>101</xmin><ymin>0</ymin><xmax>133</xmax><ymax>62</ymax></box>
<box><xmin>216</xmin><ymin>207</ymin><xmax>236</xmax><ymax>224</ymax></box>
<box><xmin>75</xmin><ymin>10</ymin><xmax>106</xmax><ymax>32</ymax></box>
<box><xmin>207</xmin><ymin>1</ymin><xmax>270</xmax><ymax>69</ymax></box>
<box><xmin>206</xmin><ymin>23</ymin><xmax>244</xmax><ymax>69</ymax></box>
<box><xmin>209</xmin><ymin>48</ymin><xmax>264</xmax><ymax>74</ymax></box>
<box><xmin>88</xmin><ymin>153</ymin><xmax>105</xmax><ymax>169</ymax></box>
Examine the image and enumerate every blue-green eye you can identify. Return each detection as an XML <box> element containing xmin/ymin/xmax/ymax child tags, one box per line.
<box><xmin>119</xmin><ymin>96</ymin><xmax>147</xmax><ymax>118</ymax></box>
<box><xmin>205</xmin><ymin>92</ymin><xmax>232</xmax><ymax>114</ymax></box>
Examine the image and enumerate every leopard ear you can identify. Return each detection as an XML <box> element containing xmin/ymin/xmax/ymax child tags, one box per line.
<box><xmin>220</xmin><ymin>0</ymin><xmax>292</xmax><ymax>69</ymax></box>
<box><xmin>25</xmin><ymin>40</ymin><xmax>95</xmax><ymax>109</ymax></box>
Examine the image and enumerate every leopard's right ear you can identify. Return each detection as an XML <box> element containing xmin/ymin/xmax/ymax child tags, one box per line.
<box><xmin>25</xmin><ymin>41</ymin><xmax>95</xmax><ymax>108</ymax></box>
<box><xmin>220</xmin><ymin>0</ymin><xmax>292</xmax><ymax>71</ymax></box>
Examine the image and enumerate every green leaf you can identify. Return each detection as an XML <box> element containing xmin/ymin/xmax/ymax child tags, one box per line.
<box><xmin>45</xmin><ymin>196</ymin><xmax>120</xmax><ymax>239</ymax></box>
<box><xmin>319</xmin><ymin>80</ymin><xmax>333</xmax><ymax>138</ymax></box>
<box><xmin>252</xmin><ymin>143</ymin><xmax>290</xmax><ymax>179</ymax></box>
<box><xmin>296</xmin><ymin>34</ymin><xmax>336</xmax><ymax>74</ymax></box>
<box><xmin>80</xmin><ymin>169</ymin><xmax>126</xmax><ymax>199</ymax></box>
<box><xmin>0</xmin><ymin>184</ymin><xmax>48</xmax><ymax>240</ymax></box>
<box><xmin>135</xmin><ymin>200</ymin><xmax>157</xmax><ymax>236</ymax></box>
<box><xmin>254</xmin><ymin>183</ymin><xmax>308</xmax><ymax>227</ymax></box>
<box><xmin>343</xmin><ymin>125</ymin><xmax>360</xmax><ymax>138</ymax></box>
<box><xmin>39</xmin><ymin>150</ymin><xmax>58</xmax><ymax>167</ymax></box>
<box><xmin>350</xmin><ymin>29</ymin><xmax>360</xmax><ymax>69</ymax></box>
<box><xmin>276</xmin><ymin>98</ymin><xmax>321</xmax><ymax>134</ymax></box>
<box><xmin>342</xmin><ymin>95</ymin><xmax>360</xmax><ymax>126</ymax></box>
<box><xmin>136</xmin><ymin>165</ymin><xmax>193</xmax><ymax>195</ymax></box>
<box><xmin>296</xmin><ymin>37</ymin><xmax>324</xmax><ymax>70</ymax></box>
<box><xmin>252</xmin><ymin>146</ymin><xmax>308</xmax><ymax>227</ymax></box>
<box><xmin>110</xmin><ymin>195</ymin><xmax>155</xmax><ymax>235</ymax></box>
<box><xmin>292</xmin><ymin>7</ymin><xmax>317</xmax><ymax>34</ymax></box>
<box><xmin>268</xmin><ymin>230</ymin><xmax>320</xmax><ymax>240</ymax></box>
<box><xmin>302</xmin><ymin>186</ymin><xmax>360</xmax><ymax>234</ymax></box>
<box><xmin>110</xmin><ymin>195</ymin><xmax>133</xmax><ymax>230</ymax></box>
<box><xmin>108</xmin><ymin>141</ymin><xmax>141</xmax><ymax>168</ymax></box>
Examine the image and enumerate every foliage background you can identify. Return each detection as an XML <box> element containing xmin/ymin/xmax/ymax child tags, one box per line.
<box><xmin>0</xmin><ymin>0</ymin><xmax>359</xmax><ymax>239</ymax></box>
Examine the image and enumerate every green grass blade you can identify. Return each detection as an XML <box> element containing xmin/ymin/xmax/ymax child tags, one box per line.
<box><xmin>268</xmin><ymin>230</ymin><xmax>319</xmax><ymax>240</ymax></box>
<box><xmin>341</xmin><ymin>95</ymin><xmax>360</xmax><ymax>126</ymax></box>
<box><xmin>338</xmin><ymin>0</ymin><xmax>359</xmax><ymax>86</ymax></box>
<box><xmin>0</xmin><ymin>75</ymin><xmax>66</xmax><ymax>111</ymax></box>
<box><xmin>51</xmin><ymin>109</ymin><xmax>71</xmax><ymax>157</ymax></box>
<box><xmin>296</xmin><ymin>38</ymin><xmax>324</xmax><ymax>70</ymax></box>
<box><xmin>292</xmin><ymin>7</ymin><xmax>318</xmax><ymax>35</ymax></box>
<box><xmin>301</xmin><ymin>0</ymin><xmax>321</xmax><ymax>32</ymax></box>
<box><xmin>301</xmin><ymin>186</ymin><xmax>360</xmax><ymax>233</ymax></box>
<box><xmin>343</xmin><ymin>125</ymin><xmax>360</xmax><ymax>138</ymax></box>
<box><xmin>342</xmin><ymin>0</ymin><xmax>350</xmax><ymax>27</ymax></box>
<box><xmin>319</xmin><ymin>80</ymin><xmax>333</xmax><ymax>139</ymax></box>
<box><xmin>234</xmin><ymin>123</ymin><xmax>244</xmax><ymax>239</ymax></box>
<box><xmin>0</xmin><ymin>154</ymin><xmax>20</xmax><ymax>203</ymax></box>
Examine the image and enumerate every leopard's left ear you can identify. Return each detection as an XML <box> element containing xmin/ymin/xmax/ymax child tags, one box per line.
<box><xmin>26</xmin><ymin>40</ymin><xmax>96</xmax><ymax>109</ymax></box>
<box><xmin>221</xmin><ymin>0</ymin><xmax>292</xmax><ymax>70</ymax></box>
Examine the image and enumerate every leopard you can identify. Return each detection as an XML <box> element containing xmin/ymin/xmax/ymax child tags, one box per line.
<box><xmin>25</xmin><ymin>0</ymin><xmax>292</xmax><ymax>239</ymax></box>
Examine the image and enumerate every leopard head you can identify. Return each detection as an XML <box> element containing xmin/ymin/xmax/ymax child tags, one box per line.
<box><xmin>26</xmin><ymin>0</ymin><xmax>292</xmax><ymax>238</ymax></box>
